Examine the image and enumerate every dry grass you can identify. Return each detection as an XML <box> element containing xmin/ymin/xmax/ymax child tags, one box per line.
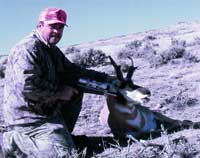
<box><xmin>69</xmin><ymin>127</ymin><xmax>200</xmax><ymax>158</ymax></box>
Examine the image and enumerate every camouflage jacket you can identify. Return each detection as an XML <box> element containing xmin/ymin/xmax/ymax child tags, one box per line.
<box><xmin>3</xmin><ymin>30</ymin><xmax>110</xmax><ymax>125</ymax></box>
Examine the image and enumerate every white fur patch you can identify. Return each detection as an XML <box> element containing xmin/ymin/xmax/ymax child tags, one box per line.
<box><xmin>126</xmin><ymin>110</ymin><xmax>142</xmax><ymax>128</ymax></box>
<box><xmin>125</xmin><ymin>90</ymin><xmax>149</xmax><ymax>103</ymax></box>
<box><xmin>115</xmin><ymin>104</ymin><xmax>133</xmax><ymax>114</ymax></box>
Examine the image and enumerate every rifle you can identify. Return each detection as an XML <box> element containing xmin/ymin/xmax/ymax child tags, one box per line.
<box><xmin>77</xmin><ymin>78</ymin><xmax>117</xmax><ymax>97</ymax></box>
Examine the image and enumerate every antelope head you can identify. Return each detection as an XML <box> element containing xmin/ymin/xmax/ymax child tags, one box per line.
<box><xmin>108</xmin><ymin>56</ymin><xmax>150</xmax><ymax>104</ymax></box>
<box><xmin>99</xmin><ymin>56</ymin><xmax>152</xmax><ymax>134</ymax></box>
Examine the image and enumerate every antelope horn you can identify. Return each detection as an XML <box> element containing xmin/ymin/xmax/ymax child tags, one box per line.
<box><xmin>126</xmin><ymin>56</ymin><xmax>137</xmax><ymax>79</ymax></box>
<box><xmin>108</xmin><ymin>56</ymin><xmax>124</xmax><ymax>81</ymax></box>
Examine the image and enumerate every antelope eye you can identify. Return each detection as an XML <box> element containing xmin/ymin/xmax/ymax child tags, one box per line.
<box><xmin>119</xmin><ymin>82</ymin><xmax>126</xmax><ymax>89</ymax></box>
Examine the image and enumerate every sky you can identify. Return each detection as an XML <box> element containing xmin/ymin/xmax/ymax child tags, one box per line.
<box><xmin>0</xmin><ymin>0</ymin><xmax>200</xmax><ymax>55</ymax></box>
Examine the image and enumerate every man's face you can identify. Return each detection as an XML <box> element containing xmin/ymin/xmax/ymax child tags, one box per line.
<box><xmin>39</xmin><ymin>22</ymin><xmax>65</xmax><ymax>46</ymax></box>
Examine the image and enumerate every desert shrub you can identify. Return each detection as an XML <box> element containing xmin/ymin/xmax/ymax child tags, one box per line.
<box><xmin>194</xmin><ymin>37</ymin><xmax>200</xmax><ymax>45</ymax></box>
<box><xmin>163</xmin><ymin>91</ymin><xmax>198</xmax><ymax>110</ymax></box>
<box><xmin>0</xmin><ymin>65</ymin><xmax>6</xmax><ymax>78</ymax></box>
<box><xmin>149</xmin><ymin>39</ymin><xmax>186</xmax><ymax>68</ymax></box>
<box><xmin>162</xmin><ymin>137</ymin><xmax>197</xmax><ymax>158</ymax></box>
<box><xmin>71</xmin><ymin>48</ymin><xmax>108</xmax><ymax>68</ymax></box>
<box><xmin>144</xmin><ymin>35</ymin><xmax>157</xmax><ymax>40</ymax></box>
<box><xmin>64</xmin><ymin>46</ymin><xmax>81</xmax><ymax>55</ymax></box>
<box><xmin>141</xmin><ymin>45</ymin><xmax>157</xmax><ymax>59</ymax></box>
<box><xmin>186</xmin><ymin>36</ymin><xmax>200</xmax><ymax>47</ymax></box>
<box><xmin>120</xmin><ymin>38</ymin><xmax>198</xmax><ymax>68</ymax></box>
<box><xmin>117</xmin><ymin>40</ymin><xmax>142</xmax><ymax>59</ymax></box>
<box><xmin>158</xmin><ymin>47</ymin><xmax>184</xmax><ymax>65</ymax></box>
<box><xmin>117</xmin><ymin>48</ymin><xmax>133</xmax><ymax>59</ymax></box>
<box><xmin>117</xmin><ymin>40</ymin><xmax>156</xmax><ymax>60</ymax></box>
<box><xmin>152</xmin><ymin>43</ymin><xmax>160</xmax><ymax>47</ymax></box>
<box><xmin>150</xmin><ymin>50</ymin><xmax>199</xmax><ymax>68</ymax></box>
<box><xmin>0</xmin><ymin>56</ymin><xmax>7</xmax><ymax>78</ymax></box>
<box><xmin>149</xmin><ymin>55</ymin><xmax>165</xmax><ymax>68</ymax></box>
<box><xmin>171</xmin><ymin>38</ymin><xmax>186</xmax><ymax>47</ymax></box>
<box><xmin>183</xmin><ymin>52</ymin><xmax>200</xmax><ymax>63</ymax></box>
<box><xmin>126</xmin><ymin>40</ymin><xmax>142</xmax><ymax>50</ymax></box>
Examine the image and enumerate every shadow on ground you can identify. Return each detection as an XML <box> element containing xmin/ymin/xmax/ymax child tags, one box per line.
<box><xmin>72</xmin><ymin>135</ymin><xmax>128</xmax><ymax>158</ymax></box>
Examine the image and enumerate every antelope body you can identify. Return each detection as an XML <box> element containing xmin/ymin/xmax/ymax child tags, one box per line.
<box><xmin>100</xmin><ymin>56</ymin><xmax>200</xmax><ymax>139</ymax></box>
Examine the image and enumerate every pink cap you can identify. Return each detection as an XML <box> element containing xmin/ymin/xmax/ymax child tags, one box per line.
<box><xmin>38</xmin><ymin>8</ymin><xmax>68</xmax><ymax>26</ymax></box>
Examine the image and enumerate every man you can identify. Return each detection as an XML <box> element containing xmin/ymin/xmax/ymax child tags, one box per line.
<box><xmin>2</xmin><ymin>7</ymin><xmax>114</xmax><ymax>158</ymax></box>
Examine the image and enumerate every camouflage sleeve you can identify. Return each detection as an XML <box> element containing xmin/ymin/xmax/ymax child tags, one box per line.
<box><xmin>61</xmin><ymin>56</ymin><xmax>115</xmax><ymax>87</ymax></box>
<box><xmin>19</xmin><ymin>47</ymin><xmax>58</xmax><ymax>102</ymax></box>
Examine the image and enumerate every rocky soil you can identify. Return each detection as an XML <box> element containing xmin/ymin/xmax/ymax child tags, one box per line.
<box><xmin>1</xmin><ymin>21</ymin><xmax>200</xmax><ymax>157</ymax></box>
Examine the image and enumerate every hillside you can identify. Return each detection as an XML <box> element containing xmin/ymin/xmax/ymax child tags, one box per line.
<box><xmin>1</xmin><ymin>21</ymin><xmax>200</xmax><ymax>157</ymax></box>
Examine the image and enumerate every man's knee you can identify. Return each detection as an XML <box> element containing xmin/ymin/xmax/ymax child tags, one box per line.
<box><xmin>2</xmin><ymin>131</ymin><xmax>28</xmax><ymax>158</ymax></box>
<box><xmin>2</xmin><ymin>124</ymin><xmax>76</xmax><ymax>158</ymax></box>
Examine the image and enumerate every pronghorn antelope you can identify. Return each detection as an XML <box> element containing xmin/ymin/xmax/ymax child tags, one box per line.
<box><xmin>100</xmin><ymin>56</ymin><xmax>200</xmax><ymax>139</ymax></box>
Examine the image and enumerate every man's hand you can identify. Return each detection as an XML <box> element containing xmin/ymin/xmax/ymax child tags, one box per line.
<box><xmin>57</xmin><ymin>85</ymin><xmax>78</xmax><ymax>101</ymax></box>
